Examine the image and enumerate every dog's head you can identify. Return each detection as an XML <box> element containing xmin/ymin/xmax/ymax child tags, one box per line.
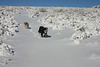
<box><xmin>24</xmin><ymin>22</ymin><xmax>27</xmax><ymax>25</ymax></box>
<box><xmin>44</xmin><ymin>28</ymin><xmax>48</xmax><ymax>33</ymax></box>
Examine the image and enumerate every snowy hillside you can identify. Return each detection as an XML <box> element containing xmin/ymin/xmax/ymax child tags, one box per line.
<box><xmin>28</xmin><ymin>7</ymin><xmax>100</xmax><ymax>44</ymax></box>
<box><xmin>0</xmin><ymin>6</ymin><xmax>100</xmax><ymax>67</ymax></box>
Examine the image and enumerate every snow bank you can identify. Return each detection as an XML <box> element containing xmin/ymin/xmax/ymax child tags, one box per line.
<box><xmin>0</xmin><ymin>6</ymin><xmax>22</xmax><ymax>36</ymax></box>
<box><xmin>0</xmin><ymin>40</ymin><xmax>14</xmax><ymax>67</ymax></box>
<box><xmin>0</xmin><ymin>6</ymin><xmax>23</xmax><ymax>66</ymax></box>
<box><xmin>0</xmin><ymin>6</ymin><xmax>22</xmax><ymax>57</ymax></box>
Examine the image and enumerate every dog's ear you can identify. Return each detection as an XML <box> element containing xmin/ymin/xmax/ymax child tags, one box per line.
<box><xmin>24</xmin><ymin>22</ymin><xmax>27</xmax><ymax>25</ymax></box>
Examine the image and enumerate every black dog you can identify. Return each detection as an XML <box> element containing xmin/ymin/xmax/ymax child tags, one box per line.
<box><xmin>38</xmin><ymin>26</ymin><xmax>48</xmax><ymax>37</ymax></box>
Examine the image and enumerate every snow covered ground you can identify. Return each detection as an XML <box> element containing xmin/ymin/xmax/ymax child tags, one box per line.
<box><xmin>0</xmin><ymin>6</ymin><xmax>100</xmax><ymax>67</ymax></box>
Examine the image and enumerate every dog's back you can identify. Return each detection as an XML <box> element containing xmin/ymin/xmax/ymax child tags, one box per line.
<box><xmin>24</xmin><ymin>22</ymin><xmax>29</xmax><ymax>29</ymax></box>
<box><xmin>38</xmin><ymin>26</ymin><xmax>44</xmax><ymax>33</ymax></box>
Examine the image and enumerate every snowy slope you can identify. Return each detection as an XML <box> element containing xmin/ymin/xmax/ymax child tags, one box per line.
<box><xmin>0</xmin><ymin>6</ymin><xmax>100</xmax><ymax>67</ymax></box>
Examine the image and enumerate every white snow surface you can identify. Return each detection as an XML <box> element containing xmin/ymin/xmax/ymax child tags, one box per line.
<box><xmin>0</xmin><ymin>6</ymin><xmax>100</xmax><ymax>67</ymax></box>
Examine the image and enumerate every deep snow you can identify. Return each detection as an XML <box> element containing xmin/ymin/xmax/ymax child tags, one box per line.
<box><xmin>0</xmin><ymin>6</ymin><xmax>100</xmax><ymax>67</ymax></box>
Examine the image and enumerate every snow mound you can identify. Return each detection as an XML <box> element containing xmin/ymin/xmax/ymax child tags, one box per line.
<box><xmin>0</xmin><ymin>40</ymin><xmax>14</xmax><ymax>56</ymax></box>
<box><xmin>0</xmin><ymin>40</ymin><xmax>14</xmax><ymax>66</ymax></box>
